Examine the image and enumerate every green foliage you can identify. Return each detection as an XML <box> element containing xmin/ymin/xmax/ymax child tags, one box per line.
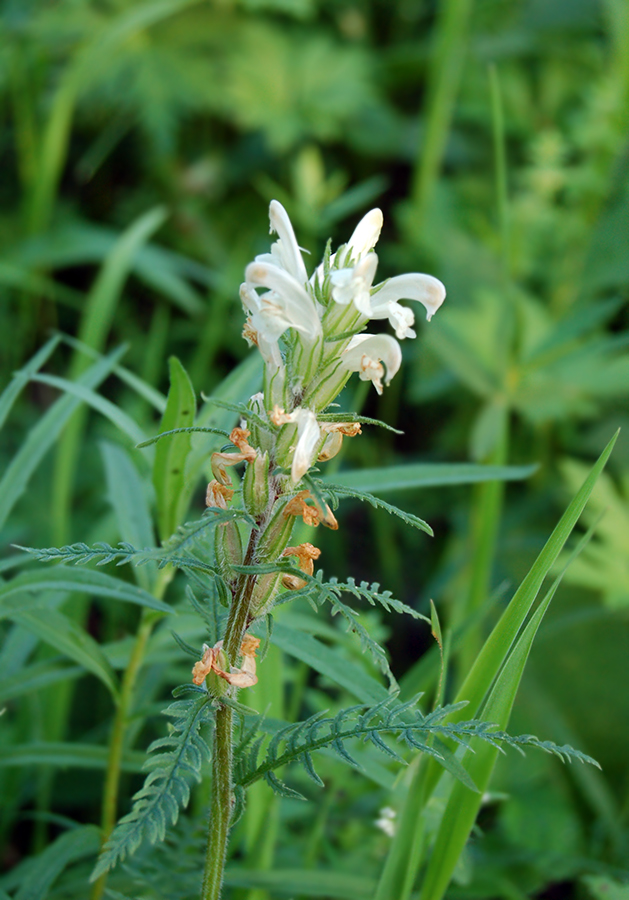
<box><xmin>153</xmin><ymin>357</ymin><xmax>197</xmax><ymax>542</ymax></box>
<box><xmin>235</xmin><ymin>696</ymin><xmax>598</xmax><ymax>799</ymax></box>
<box><xmin>91</xmin><ymin>689</ymin><xmax>216</xmax><ymax>880</ymax></box>
<box><xmin>315</xmin><ymin>479</ymin><xmax>434</xmax><ymax>536</ymax></box>
<box><xmin>2</xmin><ymin>1</ymin><xmax>629</xmax><ymax>897</ymax></box>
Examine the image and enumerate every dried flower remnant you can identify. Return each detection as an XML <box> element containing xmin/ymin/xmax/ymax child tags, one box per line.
<box><xmin>282</xmin><ymin>490</ymin><xmax>338</xmax><ymax>530</ymax></box>
<box><xmin>206</xmin><ymin>480</ymin><xmax>234</xmax><ymax>509</ymax></box>
<box><xmin>281</xmin><ymin>542</ymin><xmax>322</xmax><ymax>589</ymax></box>
<box><xmin>211</xmin><ymin>428</ymin><xmax>258</xmax><ymax>486</ymax></box>
<box><xmin>192</xmin><ymin>636</ymin><xmax>261</xmax><ymax>689</ymax></box>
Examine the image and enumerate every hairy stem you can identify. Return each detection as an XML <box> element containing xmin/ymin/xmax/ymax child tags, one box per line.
<box><xmin>90</xmin><ymin>567</ymin><xmax>172</xmax><ymax>900</ymax></box>
<box><xmin>201</xmin><ymin>531</ymin><xmax>260</xmax><ymax>900</ymax></box>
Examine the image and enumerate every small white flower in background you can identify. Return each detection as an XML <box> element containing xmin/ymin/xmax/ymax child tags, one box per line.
<box><xmin>375</xmin><ymin>806</ymin><xmax>397</xmax><ymax>837</ymax></box>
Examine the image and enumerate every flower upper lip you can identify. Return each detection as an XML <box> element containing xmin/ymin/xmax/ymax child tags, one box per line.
<box><xmin>240</xmin><ymin>199</ymin><xmax>446</xmax><ymax>396</ymax></box>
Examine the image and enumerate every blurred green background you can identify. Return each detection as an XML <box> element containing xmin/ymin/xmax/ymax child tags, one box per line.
<box><xmin>1</xmin><ymin>0</ymin><xmax>628</xmax><ymax>897</ymax></box>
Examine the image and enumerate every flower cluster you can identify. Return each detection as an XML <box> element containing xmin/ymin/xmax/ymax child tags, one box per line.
<box><xmin>237</xmin><ymin>200</ymin><xmax>445</xmax><ymax>484</ymax></box>
<box><xmin>194</xmin><ymin>202</ymin><xmax>445</xmax><ymax>688</ymax></box>
<box><xmin>241</xmin><ymin>202</ymin><xmax>445</xmax><ymax>410</ymax></box>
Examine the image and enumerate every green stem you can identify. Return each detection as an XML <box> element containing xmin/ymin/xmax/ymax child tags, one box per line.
<box><xmin>202</xmin><ymin>703</ymin><xmax>234</xmax><ymax>900</ymax></box>
<box><xmin>201</xmin><ymin>533</ymin><xmax>260</xmax><ymax>900</ymax></box>
<box><xmin>90</xmin><ymin>568</ymin><xmax>172</xmax><ymax>900</ymax></box>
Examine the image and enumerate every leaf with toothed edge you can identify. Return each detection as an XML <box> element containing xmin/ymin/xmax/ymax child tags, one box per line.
<box><xmin>232</xmin><ymin>697</ymin><xmax>598</xmax><ymax>798</ymax></box>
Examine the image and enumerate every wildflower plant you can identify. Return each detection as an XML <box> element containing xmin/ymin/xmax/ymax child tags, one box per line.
<box><xmin>166</xmin><ymin>200</ymin><xmax>447</xmax><ymax>898</ymax></box>
<box><xmin>20</xmin><ymin>202</ymin><xmax>613</xmax><ymax>900</ymax></box>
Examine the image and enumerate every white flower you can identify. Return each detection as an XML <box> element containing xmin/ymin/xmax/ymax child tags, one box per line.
<box><xmin>340</xmin><ymin>333</ymin><xmax>402</xmax><ymax>395</ymax></box>
<box><xmin>244</xmin><ymin>261</ymin><xmax>322</xmax><ymax>343</ymax></box>
<box><xmin>330</xmin><ymin>253</ymin><xmax>378</xmax><ymax>316</ymax></box>
<box><xmin>271</xmin><ymin>406</ymin><xmax>322</xmax><ymax>482</ymax></box>
<box><xmin>375</xmin><ymin>806</ymin><xmax>397</xmax><ymax>838</ymax></box>
<box><xmin>240</xmin><ymin>283</ymin><xmax>284</xmax><ymax>369</ymax></box>
<box><xmin>368</xmin><ymin>272</ymin><xmax>446</xmax><ymax>336</ymax></box>
<box><xmin>336</xmin><ymin>208</ymin><xmax>383</xmax><ymax>267</ymax></box>
<box><xmin>255</xmin><ymin>199</ymin><xmax>309</xmax><ymax>285</ymax></box>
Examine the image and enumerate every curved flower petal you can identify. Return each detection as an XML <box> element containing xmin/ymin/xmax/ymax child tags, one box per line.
<box><xmin>266</xmin><ymin>199</ymin><xmax>309</xmax><ymax>285</ymax></box>
<box><xmin>337</xmin><ymin>208</ymin><xmax>384</xmax><ymax>267</ymax></box>
<box><xmin>240</xmin><ymin>284</ymin><xmax>284</xmax><ymax>368</ymax></box>
<box><xmin>245</xmin><ymin>261</ymin><xmax>322</xmax><ymax>340</ymax></box>
<box><xmin>330</xmin><ymin>253</ymin><xmax>379</xmax><ymax>315</ymax></box>
<box><xmin>289</xmin><ymin>408</ymin><xmax>321</xmax><ymax>482</ymax></box>
<box><xmin>340</xmin><ymin>333</ymin><xmax>402</xmax><ymax>395</ymax></box>
<box><xmin>371</xmin><ymin>273</ymin><xmax>446</xmax><ymax>322</ymax></box>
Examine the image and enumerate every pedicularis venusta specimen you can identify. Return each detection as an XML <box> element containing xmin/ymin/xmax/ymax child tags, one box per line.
<box><xmin>198</xmin><ymin>200</ymin><xmax>446</xmax><ymax>681</ymax></box>
<box><xmin>194</xmin><ymin>202</ymin><xmax>445</xmax><ymax>898</ymax></box>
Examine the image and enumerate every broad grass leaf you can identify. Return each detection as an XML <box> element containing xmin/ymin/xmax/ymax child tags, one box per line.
<box><xmin>270</xmin><ymin>620</ymin><xmax>388</xmax><ymax>704</ymax></box>
<box><xmin>326</xmin><ymin>462</ymin><xmax>536</xmax><ymax>494</ymax></box>
<box><xmin>12</xmin><ymin>825</ymin><xmax>100</xmax><ymax>900</ymax></box>
<box><xmin>0</xmin><ymin>659</ymin><xmax>82</xmax><ymax>704</ymax></box>
<box><xmin>0</xmin><ymin>335</ymin><xmax>61</xmax><ymax>433</ymax></box>
<box><xmin>153</xmin><ymin>356</ymin><xmax>196</xmax><ymax>542</ymax></box>
<box><xmin>0</xmin><ymin>346</ymin><xmax>125</xmax><ymax>531</ymax></box>
<box><xmin>0</xmin><ymin>742</ymin><xmax>145</xmax><ymax>772</ymax></box>
<box><xmin>11</xmin><ymin>608</ymin><xmax>119</xmax><ymax>698</ymax></box>
<box><xmin>29</xmin><ymin>373</ymin><xmax>147</xmax><ymax>446</ymax></box>
<box><xmin>376</xmin><ymin>432</ymin><xmax>618</xmax><ymax>900</ymax></box>
<box><xmin>101</xmin><ymin>441</ymin><xmax>156</xmax><ymax>591</ymax></box>
<box><xmin>222</xmin><ymin>867</ymin><xmax>375</xmax><ymax>899</ymax></box>
<box><xmin>0</xmin><ymin>568</ymin><xmax>172</xmax><ymax>615</ymax></box>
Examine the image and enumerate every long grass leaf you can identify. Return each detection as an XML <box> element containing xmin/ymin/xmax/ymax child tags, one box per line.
<box><xmin>325</xmin><ymin>462</ymin><xmax>536</xmax><ymax>494</ymax></box>
<box><xmin>13</xmin><ymin>825</ymin><xmax>101</xmax><ymax>900</ymax></box>
<box><xmin>0</xmin><ymin>335</ymin><xmax>61</xmax><ymax>432</ymax></box>
<box><xmin>0</xmin><ymin>567</ymin><xmax>172</xmax><ymax>615</ymax></box>
<box><xmin>11</xmin><ymin>608</ymin><xmax>119</xmax><ymax>698</ymax></box>
<box><xmin>0</xmin><ymin>346</ymin><xmax>125</xmax><ymax>531</ymax></box>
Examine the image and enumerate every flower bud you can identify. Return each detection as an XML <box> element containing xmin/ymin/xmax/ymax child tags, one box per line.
<box><xmin>215</xmin><ymin>517</ymin><xmax>244</xmax><ymax>584</ymax></box>
<box><xmin>242</xmin><ymin>450</ymin><xmax>270</xmax><ymax>518</ymax></box>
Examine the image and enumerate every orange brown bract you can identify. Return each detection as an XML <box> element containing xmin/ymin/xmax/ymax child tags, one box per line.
<box><xmin>192</xmin><ymin>636</ymin><xmax>261</xmax><ymax>689</ymax></box>
<box><xmin>281</xmin><ymin>542</ymin><xmax>322</xmax><ymax>589</ymax></box>
<box><xmin>206</xmin><ymin>480</ymin><xmax>235</xmax><ymax>509</ymax></box>
<box><xmin>211</xmin><ymin>428</ymin><xmax>258</xmax><ymax>486</ymax></box>
<box><xmin>283</xmin><ymin>490</ymin><xmax>338</xmax><ymax>530</ymax></box>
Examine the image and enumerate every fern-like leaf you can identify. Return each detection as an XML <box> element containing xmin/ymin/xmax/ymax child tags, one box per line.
<box><xmin>234</xmin><ymin>698</ymin><xmax>599</xmax><ymax>794</ymax></box>
<box><xmin>90</xmin><ymin>689</ymin><xmax>216</xmax><ymax>880</ymax></box>
<box><xmin>162</xmin><ymin>507</ymin><xmax>255</xmax><ymax>555</ymax></box>
<box><xmin>202</xmin><ymin>397</ymin><xmax>271</xmax><ymax>433</ymax></box>
<box><xmin>316</xmin><ymin>412</ymin><xmax>403</xmax><ymax>434</ymax></box>
<box><xmin>318</xmin><ymin>480</ymin><xmax>433</xmax><ymax>536</ymax></box>
<box><xmin>136</xmin><ymin>425</ymin><xmax>230</xmax><ymax>448</ymax></box>
<box><xmin>19</xmin><ymin>507</ymin><xmax>252</xmax><ymax>573</ymax></box>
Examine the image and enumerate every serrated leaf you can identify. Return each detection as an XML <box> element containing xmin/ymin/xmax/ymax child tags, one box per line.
<box><xmin>264</xmin><ymin>770</ymin><xmax>307</xmax><ymax>800</ymax></box>
<box><xmin>91</xmin><ymin>690</ymin><xmax>215</xmax><ymax>879</ymax></box>
<box><xmin>320</xmin><ymin>481</ymin><xmax>433</xmax><ymax>535</ymax></box>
